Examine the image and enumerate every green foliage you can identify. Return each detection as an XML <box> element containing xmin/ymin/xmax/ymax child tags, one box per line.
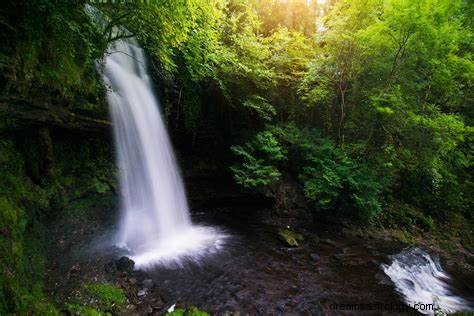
<box><xmin>276</xmin><ymin>124</ymin><xmax>382</xmax><ymax>221</ymax></box>
<box><xmin>66</xmin><ymin>303</ymin><xmax>109</xmax><ymax>316</ymax></box>
<box><xmin>0</xmin><ymin>133</ymin><xmax>115</xmax><ymax>314</ymax></box>
<box><xmin>0</xmin><ymin>141</ymin><xmax>58</xmax><ymax>314</ymax></box>
<box><xmin>230</xmin><ymin>130</ymin><xmax>286</xmax><ymax>188</ymax></box>
<box><xmin>112</xmin><ymin>0</ymin><xmax>315</xmax><ymax>133</ymax></box>
<box><xmin>243</xmin><ymin>95</ymin><xmax>276</xmax><ymax>121</ymax></box>
<box><xmin>167</xmin><ymin>306</ymin><xmax>209</xmax><ymax>316</ymax></box>
<box><xmin>298</xmin><ymin>0</ymin><xmax>472</xmax><ymax>219</ymax></box>
<box><xmin>231</xmin><ymin>125</ymin><xmax>382</xmax><ymax>221</ymax></box>
<box><xmin>62</xmin><ymin>283</ymin><xmax>124</xmax><ymax>315</ymax></box>
<box><xmin>0</xmin><ymin>1</ymin><xmax>106</xmax><ymax>106</ymax></box>
<box><xmin>299</xmin><ymin>137</ymin><xmax>382</xmax><ymax>221</ymax></box>
<box><xmin>84</xmin><ymin>284</ymin><xmax>126</xmax><ymax>308</ymax></box>
<box><xmin>374</xmin><ymin>202</ymin><xmax>435</xmax><ymax>231</ymax></box>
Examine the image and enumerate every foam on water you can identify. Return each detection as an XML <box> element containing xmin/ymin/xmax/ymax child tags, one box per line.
<box><xmin>382</xmin><ymin>246</ymin><xmax>472</xmax><ymax>315</ymax></box>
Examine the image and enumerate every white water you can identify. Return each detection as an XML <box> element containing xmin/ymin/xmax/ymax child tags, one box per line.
<box><xmin>382</xmin><ymin>246</ymin><xmax>472</xmax><ymax>315</ymax></box>
<box><xmin>99</xmin><ymin>30</ymin><xmax>225</xmax><ymax>269</ymax></box>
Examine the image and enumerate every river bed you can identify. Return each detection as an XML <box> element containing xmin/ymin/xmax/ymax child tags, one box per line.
<box><xmin>46</xmin><ymin>203</ymin><xmax>474</xmax><ymax>315</ymax></box>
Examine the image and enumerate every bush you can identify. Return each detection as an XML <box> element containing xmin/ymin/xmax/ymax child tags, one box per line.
<box><xmin>230</xmin><ymin>130</ymin><xmax>286</xmax><ymax>188</ymax></box>
<box><xmin>297</xmin><ymin>136</ymin><xmax>382</xmax><ymax>221</ymax></box>
<box><xmin>230</xmin><ymin>124</ymin><xmax>383</xmax><ymax>222</ymax></box>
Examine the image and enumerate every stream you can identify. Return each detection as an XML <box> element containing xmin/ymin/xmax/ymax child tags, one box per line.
<box><xmin>46</xmin><ymin>203</ymin><xmax>474</xmax><ymax>315</ymax></box>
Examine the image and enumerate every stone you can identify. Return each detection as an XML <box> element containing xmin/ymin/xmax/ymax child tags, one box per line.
<box><xmin>142</xmin><ymin>279</ymin><xmax>154</xmax><ymax>289</ymax></box>
<box><xmin>278</xmin><ymin>229</ymin><xmax>304</xmax><ymax>247</ymax></box>
<box><xmin>145</xmin><ymin>305</ymin><xmax>153</xmax><ymax>314</ymax></box>
<box><xmin>104</xmin><ymin>261</ymin><xmax>117</xmax><ymax>274</ymax></box>
<box><xmin>310</xmin><ymin>253</ymin><xmax>320</xmax><ymax>261</ymax></box>
<box><xmin>116</xmin><ymin>256</ymin><xmax>135</xmax><ymax>273</ymax></box>
<box><xmin>320</xmin><ymin>238</ymin><xmax>337</xmax><ymax>247</ymax></box>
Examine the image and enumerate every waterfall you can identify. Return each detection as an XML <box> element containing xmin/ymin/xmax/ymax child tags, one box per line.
<box><xmin>382</xmin><ymin>246</ymin><xmax>472</xmax><ymax>315</ymax></box>
<box><xmin>98</xmin><ymin>25</ymin><xmax>225</xmax><ymax>269</ymax></box>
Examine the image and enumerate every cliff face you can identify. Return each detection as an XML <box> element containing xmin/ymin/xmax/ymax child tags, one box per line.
<box><xmin>0</xmin><ymin>97</ymin><xmax>111</xmax><ymax>132</ymax></box>
<box><xmin>0</xmin><ymin>124</ymin><xmax>116</xmax><ymax>313</ymax></box>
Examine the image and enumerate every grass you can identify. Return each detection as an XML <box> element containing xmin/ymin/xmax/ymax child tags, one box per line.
<box><xmin>167</xmin><ymin>306</ymin><xmax>209</xmax><ymax>316</ymax></box>
<box><xmin>84</xmin><ymin>283</ymin><xmax>126</xmax><ymax>308</ymax></box>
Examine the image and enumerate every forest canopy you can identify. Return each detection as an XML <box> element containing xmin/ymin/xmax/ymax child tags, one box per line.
<box><xmin>0</xmin><ymin>0</ymin><xmax>472</xmax><ymax>224</ymax></box>
<box><xmin>100</xmin><ymin>0</ymin><xmax>473</xmax><ymax>223</ymax></box>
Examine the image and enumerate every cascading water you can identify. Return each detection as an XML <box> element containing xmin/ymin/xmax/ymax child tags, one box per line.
<box><xmin>95</xmin><ymin>17</ymin><xmax>225</xmax><ymax>269</ymax></box>
<box><xmin>382</xmin><ymin>246</ymin><xmax>473</xmax><ymax>315</ymax></box>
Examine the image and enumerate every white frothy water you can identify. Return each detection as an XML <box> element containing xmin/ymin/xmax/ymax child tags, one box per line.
<box><xmin>97</xmin><ymin>25</ymin><xmax>226</xmax><ymax>269</ymax></box>
<box><xmin>382</xmin><ymin>246</ymin><xmax>472</xmax><ymax>315</ymax></box>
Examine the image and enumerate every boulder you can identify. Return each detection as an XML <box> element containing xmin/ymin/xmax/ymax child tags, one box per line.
<box><xmin>320</xmin><ymin>238</ymin><xmax>337</xmax><ymax>247</ymax></box>
<box><xmin>116</xmin><ymin>256</ymin><xmax>135</xmax><ymax>273</ymax></box>
<box><xmin>278</xmin><ymin>229</ymin><xmax>304</xmax><ymax>247</ymax></box>
<box><xmin>142</xmin><ymin>279</ymin><xmax>154</xmax><ymax>290</ymax></box>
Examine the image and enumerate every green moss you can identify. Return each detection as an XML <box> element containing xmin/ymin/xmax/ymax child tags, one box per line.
<box><xmin>278</xmin><ymin>229</ymin><xmax>304</xmax><ymax>247</ymax></box>
<box><xmin>0</xmin><ymin>136</ymin><xmax>115</xmax><ymax>314</ymax></box>
<box><xmin>66</xmin><ymin>303</ymin><xmax>110</xmax><ymax>316</ymax></box>
<box><xmin>167</xmin><ymin>306</ymin><xmax>209</xmax><ymax>316</ymax></box>
<box><xmin>0</xmin><ymin>141</ymin><xmax>58</xmax><ymax>314</ymax></box>
<box><xmin>84</xmin><ymin>284</ymin><xmax>126</xmax><ymax>308</ymax></box>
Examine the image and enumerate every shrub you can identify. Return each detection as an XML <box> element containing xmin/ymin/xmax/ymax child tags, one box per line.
<box><xmin>230</xmin><ymin>124</ymin><xmax>383</xmax><ymax>222</ymax></box>
<box><xmin>298</xmin><ymin>136</ymin><xmax>382</xmax><ymax>221</ymax></box>
<box><xmin>230</xmin><ymin>130</ymin><xmax>286</xmax><ymax>188</ymax></box>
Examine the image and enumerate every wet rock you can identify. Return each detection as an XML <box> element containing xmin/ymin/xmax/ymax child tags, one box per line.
<box><xmin>369</xmin><ymin>259</ymin><xmax>379</xmax><ymax>266</ymax></box>
<box><xmin>137</xmin><ymin>289</ymin><xmax>147</xmax><ymax>297</ymax></box>
<box><xmin>67</xmin><ymin>263</ymin><xmax>81</xmax><ymax>279</ymax></box>
<box><xmin>278</xmin><ymin>229</ymin><xmax>304</xmax><ymax>247</ymax></box>
<box><xmin>142</xmin><ymin>279</ymin><xmax>154</xmax><ymax>289</ymax></box>
<box><xmin>145</xmin><ymin>305</ymin><xmax>153</xmax><ymax>314</ymax></box>
<box><xmin>126</xmin><ymin>304</ymin><xmax>137</xmax><ymax>311</ymax></box>
<box><xmin>104</xmin><ymin>261</ymin><xmax>117</xmax><ymax>274</ymax></box>
<box><xmin>320</xmin><ymin>238</ymin><xmax>337</xmax><ymax>247</ymax></box>
<box><xmin>310</xmin><ymin>253</ymin><xmax>320</xmax><ymax>261</ymax></box>
<box><xmin>311</xmin><ymin>235</ymin><xmax>320</xmax><ymax>245</ymax></box>
<box><xmin>375</xmin><ymin>271</ymin><xmax>392</xmax><ymax>285</ymax></box>
<box><xmin>297</xmin><ymin>300</ymin><xmax>325</xmax><ymax>315</ymax></box>
<box><xmin>116</xmin><ymin>256</ymin><xmax>135</xmax><ymax>273</ymax></box>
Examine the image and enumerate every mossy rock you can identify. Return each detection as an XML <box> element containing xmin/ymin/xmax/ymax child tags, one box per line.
<box><xmin>278</xmin><ymin>229</ymin><xmax>304</xmax><ymax>247</ymax></box>
<box><xmin>83</xmin><ymin>283</ymin><xmax>126</xmax><ymax>309</ymax></box>
<box><xmin>66</xmin><ymin>303</ymin><xmax>109</xmax><ymax>316</ymax></box>
<box><xmin>167</xmin><ymin>306</ymin><xmax>209</xmax><ymax>316</ymax></box>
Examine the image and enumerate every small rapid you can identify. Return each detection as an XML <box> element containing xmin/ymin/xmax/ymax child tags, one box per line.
<box><xmin>382</xmin><ymin>246</ymin><xmax>473</xmax><ymax>315</ymax></box>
